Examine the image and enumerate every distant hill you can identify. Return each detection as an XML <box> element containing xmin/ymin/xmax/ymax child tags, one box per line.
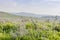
<box><xmin>14</xmin><ymin>12</ymin><xmax>40</xmax><ymax>17</ymax></box>
<box><xmin>15</xmin><ymin>12</ymin><xmax>59</xmax><ymax>19</ymax></box>
<box><xmin>0</xmin><ymin>11</ymin><xmax>60</xmax><ymax>20</ymax></box>
<box><xmin>0</xmin><ymin>11</ymin><xmax>21</xmax><ymax>18</ymax></box>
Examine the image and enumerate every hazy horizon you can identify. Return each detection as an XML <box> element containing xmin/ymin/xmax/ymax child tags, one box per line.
<box><xmin>0</xmin><ymin>0</ymin><xmax>60</xmax><ymax>16</ymax></box>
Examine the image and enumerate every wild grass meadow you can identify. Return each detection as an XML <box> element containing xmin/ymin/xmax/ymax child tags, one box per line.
<box><xmin>0</xmin><ymin>17</ymin><xmax>60</xmax><ymax>40</ymax></box>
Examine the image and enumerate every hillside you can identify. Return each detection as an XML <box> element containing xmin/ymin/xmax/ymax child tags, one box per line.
<box><xmin>0</xmin><ymin>11</ymin><xmax>60</xmax><ymax>22</ymax></box>
<box><xmin>14</xmin><ymin>12</ymin><xmax>60</xmax><ymax>20</ymax></box>
<box><xmin>0</xmin><ymin>11</ymin><xmax>59</xmax><ymax>19</ymax></box>
<box><xmin>0</xmin><ymin>11</ymin><xmax>60</xmax><ymax>40</ymax></box>
<box><xmin>0</xmin><ymin>12</ymin><xmax>20</xmax><ymax>18</ymax></box>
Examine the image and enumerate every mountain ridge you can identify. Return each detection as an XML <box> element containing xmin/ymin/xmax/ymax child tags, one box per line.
<box><xmin>0</xmin><ymin>11</ymin><xmax>60</xmax><ymax>19</ymax></box>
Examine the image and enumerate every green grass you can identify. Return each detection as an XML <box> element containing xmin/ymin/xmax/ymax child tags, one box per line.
<box><xmin>0</xmin><ymin>12</ymin><xmax>60</xmax><ymax>40</ymax></box>
<box><xmin>0</xmin><ymin>21</ymin><xmax>60</xmax><ymax>40</ymax></box>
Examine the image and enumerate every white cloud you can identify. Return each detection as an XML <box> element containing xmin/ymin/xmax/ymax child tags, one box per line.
<box><xmin>0</xmin><ymin>0</ymin><xmax>60</xmax><ymax>16</ymax></box>
<box><xmin>13</xmin><ymin>2</ymin><xmax>17</xmax><ymax>7</ymax></box>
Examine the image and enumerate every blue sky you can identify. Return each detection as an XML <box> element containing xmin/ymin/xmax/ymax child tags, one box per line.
<box><xmin>0</xmin><ymin>0</ymin><xmax>60</xmax><ymax>15</ymax></box>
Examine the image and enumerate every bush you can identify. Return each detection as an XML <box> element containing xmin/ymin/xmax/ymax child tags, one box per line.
<box><xmin>25</xmin><ymin>22</ymin><xmax>35</xmax><ymax>29</ymax></box>
<box><xmin>0</xmin><ymin>22</ymin><xmax>20</xmax><ymax>40</ymax></box>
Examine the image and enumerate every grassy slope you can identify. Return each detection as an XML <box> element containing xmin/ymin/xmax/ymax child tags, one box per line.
<box><xmin>0</xmin><ymin>12</ymin><xmax>20</xmax><ymax>18</ymax></box>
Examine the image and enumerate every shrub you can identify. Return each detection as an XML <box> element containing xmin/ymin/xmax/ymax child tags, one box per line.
<box><xmin>25</xmin><ymin>22</ymin><xmax>35</xmax><ymax>29</ymax></box>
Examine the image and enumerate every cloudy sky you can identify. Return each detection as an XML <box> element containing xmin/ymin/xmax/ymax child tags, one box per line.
<box><xmin>0</xmin><ymin>0</ymin><xmax>60</xmax><ymax>15</ymax></box>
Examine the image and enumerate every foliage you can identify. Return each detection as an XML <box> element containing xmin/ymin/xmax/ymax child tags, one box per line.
<box><xmin>0</xmin><ymin>22</ymin><xmax>20</xmax><ymax>40</ymax></box>
<box><xmin>0</xmin><ymin>21</ymin><xmax>60</xmax><ymax>40</ymax></box>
